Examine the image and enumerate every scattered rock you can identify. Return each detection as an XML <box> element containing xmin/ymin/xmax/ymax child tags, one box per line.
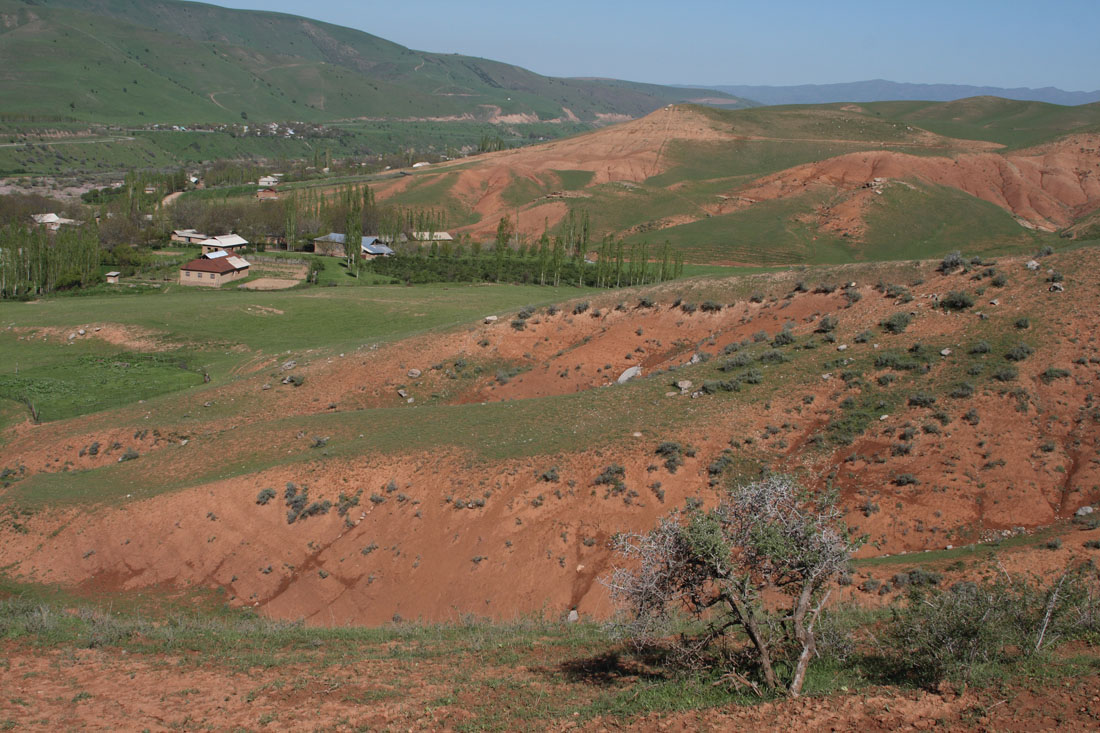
<box><xmin>1026</xmin><ymin>260</ymin><xmax>1040</xmax><ymax>270</ymax></box>
<box><xmin>484</xmin><ymin>315</ymin><xmax>498</xmax><ymax>324</ymax></box>
<box><xmin>261</xmin><ymin>383</ymin><xmax>271</xmax><ymax>390</ymax></box>
<box><xmin>989</xmin><ymin>299</ymin><xmax>999</xmax><ymax>306</ymax></box>
<box><xmin>567</xmin><ymin>609</ymin><xmax>580</xmax><ymax>623</ymax></box>
<box><xmin>836</xmin><ymin>344</ymin><xmax>848</xmax><ymax>351</ymax></box>
<box><xmin>406</xmin><ymin>397</ymin><xmax>415</xmax><ymax>404</ymax></box>
<box><xmin>689</xmin><ymin>353</ymin><xmax>703</xmax><ymax>365</ymax></box>
<box><xmin>94</xmin><ymin>327</ymin><xmax>102</xmax><ymax>332</ymax></box>
<box><xmin>67</xmin><ymin>332</ymin><xmax>76</xmax><ymax>340</ymax></box>
<box><xmin>396</xmin><ymin>388</ymin><xmax>408</xmax><ymax>399</ymax></box>
<box><xmin>281</xmin><ymin>360</ymin><xmax>297</xmax><ymax>371</ymax></box>
<box><xmin>665</xmin><ymin>391</ymin><xmax>678</xmax><ymax>397</ymax></box>
<box><xmin>822</xmin><ymin>373</ymin><xmax>833</xmax><ymax>381</ymax></box>
<box><xmin>676</xmin><ymin>380</ymin><xmax>693</xmax><ymax>394</ymax></box>
<box><xmin>617</xmin><ymin>366</ymin><xmax>642</xmax><ymax>384</ymax></box>
<box><xmin>1050</xmin><ymin>282</ymin><xmax>1065</xmax><ymax>292</ymax></box>
<box><xmin>407</xmin><ymin>368</ymin><xmax>422</xmax><ymax>379</ymax></box>
<box><xmin>78</xmin><ymin>329</ymin><xmax>86</xmax><ymax>336</ymax></box>
<box><xmin>940</xmin><ymin>348</ymin><xmax>952</xmax><ymax>357</ymax></box>
<box><xmin>1077</xmin><ymin>506</ymin><xmax>1095</xmax><ymax>517</ymax></box>
<box><xmin>632</xmin><ymin>432</ymin><xmax>642</xmax><ymax>438</ymax></box>
<box><xmin>879</xmin><ymin>414</ymin><xmax>889</xmax><ymax>421</ymax></box>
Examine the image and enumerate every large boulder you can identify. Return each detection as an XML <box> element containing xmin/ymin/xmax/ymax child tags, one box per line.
<box><xmin>617</xmin><ymin>366</ymin><xmax>642</xmax><ymax>384</ymax></box>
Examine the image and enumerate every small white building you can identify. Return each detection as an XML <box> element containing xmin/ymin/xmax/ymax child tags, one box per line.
<box><xmin>32</xmin><ymin>213</ymin><xmax>77</xmax><ymax>231</ymax></box>
<box><xmin>200</xmin><ymin>234</ymin><xmax>249</xmax><ymax>255</ymax></box>
<box><xmin>171</xmin><ymin>229</ymin><xmax>209</xmax><ymax>244</ymax></box>
<box><xmin>105</xmin><ymin>271</ymin><xmax>121</xmax><ymax>284</ymax></box>
<box><xmin>411</xmin><ymin>231</ymin><xmax>453</xmax><ymax>242</ymax></box>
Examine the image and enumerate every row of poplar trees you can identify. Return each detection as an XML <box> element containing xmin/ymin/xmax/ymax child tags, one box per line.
<box><xmin>0</xmin><ymin>224</ymin><xmax>100</xmax><ymax>299</ymax></box>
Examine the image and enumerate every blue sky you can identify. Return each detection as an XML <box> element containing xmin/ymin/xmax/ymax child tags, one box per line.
<box><xmin>207</xmin><ymin>0</ymin><xmax>1099</xmax><ymax>91</ymax></box>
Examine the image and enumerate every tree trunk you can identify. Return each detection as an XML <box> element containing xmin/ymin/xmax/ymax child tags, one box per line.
<box><xmin>728</xmin><ymin>595</ymin><xmax>777</xmax><ymax>691</ymax></box>
<box><xmin>789</xmin><ymin>586</ymin><xmax>829</xmax><ymax>697</ymax></box>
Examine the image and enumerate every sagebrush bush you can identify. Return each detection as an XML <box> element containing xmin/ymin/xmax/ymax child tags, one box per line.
<box><xmin>881</xmin><ymin>312</ymin><xmax>911</xmax><ymax>334</ymax></box>
<box><xmin>940</xmin><ymin>291</ymin><xmax>975</xmax><ymax>310</ymax></box>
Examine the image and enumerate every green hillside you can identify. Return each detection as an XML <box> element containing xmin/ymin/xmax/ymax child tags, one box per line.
<box><xmin>865</xmin><ymin>97</ymin><xmax>1100</xmax><ymax>148</ymax></box>
<box><xmin>0</xmin><ymin>0</ymin><xmax>750</xmax><ymax>125</ymax></box>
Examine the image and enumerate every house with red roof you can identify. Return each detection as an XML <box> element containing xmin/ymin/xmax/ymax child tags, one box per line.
<box><xmin>178</xmin><ymin>251</ymin><xmax>250</xmax><ymax>287</ymax></box>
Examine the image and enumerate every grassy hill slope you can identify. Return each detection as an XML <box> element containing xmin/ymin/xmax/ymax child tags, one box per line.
<box><xmin>0</xmin><ymin>0</ymin><xmax>750</xmax><ymax>125</ymax></box>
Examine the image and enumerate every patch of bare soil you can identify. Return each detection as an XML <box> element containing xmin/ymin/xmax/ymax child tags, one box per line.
<box><xmin>724</xmin><ymin>134</ymin><xmax>1100</xmax><ymax>232</ymax></box>
<box><xmin>239</xmin><ymin>278</ymin><xmax>299</xmax><ymax>290</ymax></box>
<box><xmin>372</xmin><ymin>105</ymin><xmax>734</xmax><ymax>239</ymax></box>
<box><xmin>10</xmin><ymin>323</ymin><xmax>170</xmax><ymax>351</ymax></box>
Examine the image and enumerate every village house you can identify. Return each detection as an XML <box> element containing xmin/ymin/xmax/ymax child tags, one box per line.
<box><xmin>31</xmin><ymin>213</ymin><xmax>77</xmax><ymax>231</ymax></box>
<box><xmin>411</xmin><ymin>231</ymin><xmax>453</xmax><ymax>242</ymax></box>
<box><xmin>256</xmin><ymin>187</ymin><xmax>280</xmax><ymax>201</ymax></box>
<box><xmin>313</xmin><ymin>233</ymin><xmax>394</xmax><ymax>258</ymax></box>
<box><xmin>361</xmin><ymin>238</ymin><xmax>395</xmax><ymax>259</ymax></box>
<box><xmin>170</xmin><ymin>229</ymin><xmax>209</xmax><ymax>245</ymax></box>
<box><xmin>178</xmin><ymin>251</ymin><xmax>250</xmax><ymax>287</ymax></box>
<box><xmin>200</xmin><ymin>234</ymin><xmax>249</xmax><ymax>255</ymax></box>
<box><xmin>257</xmin><ymin>175</ymin><xmax>281</xmax><ymax>188</ymax></box>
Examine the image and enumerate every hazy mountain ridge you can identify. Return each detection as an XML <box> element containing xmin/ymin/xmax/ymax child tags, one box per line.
<box><xmin>702</xmin><ymin>79</ymin><xmax>1100</xmax><ymax>106</ymax></box>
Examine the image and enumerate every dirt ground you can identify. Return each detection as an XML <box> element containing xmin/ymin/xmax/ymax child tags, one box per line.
<box><xmin>1</xmin><ymin>641</ymin><xmax>1097</xmax><ymax>731</ymax></box>
<box><xmin>239</xmin><ymin>278</ymin><xmax>300</xmax><ymax>290</ymax></box>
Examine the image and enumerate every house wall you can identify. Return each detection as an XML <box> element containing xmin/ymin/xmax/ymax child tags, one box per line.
<box><xmin>179</xmin><ymin>268</ymin><xmax>249</xmax><ymax>287</ymax></box>
<box><xmin>314</xmin><ymin>241</ymin><xmax>344</xmax><ymax>257</ymax></box>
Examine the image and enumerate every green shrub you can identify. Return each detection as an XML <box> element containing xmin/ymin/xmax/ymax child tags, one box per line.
<box><xmin>908</xmin><ymin>392</ymin><xmax>937</xmax><ymax>408</ymax></box>
<box><xmin>939</xmin><ymin>251</ymin><xmax>964</xmax><ymax>272</ymax></box>
<box><xmin>772</xmin><ymin>330</ymin><xmax>795</xmax><ymax>347</ymax></box>
<box><xmin>1040</xmin><ymin>367</ymin><xmax>1071</xmax><ymax>383</ymax></box>
<box><xmin>815</xmin><ymin>315</ymin><xmax>838</xmax><ymax>333</ymax></box>
<box><xmin>968</xmin><ymin>341</ymin><xmax>991</xmax><ymax>354</ymax></box>
<box><xmin>881</xmin><ymin>312</ymin><xmax>911</xmax><ymax>334</ymax></box>
<box><xmin>1005</xmin><ymin>344</ymin><xmax>1034</xmax><ymax>362</ymax></box>
<box><xmin>992</xmin><ymin>366</ymin><xmax>1018</xmax><ymax>382</ymax></box>
<box><xmin>655</xmin><ymin>442</ymin><xmax>685</xmax><ymax>473</ymax></box>
<box><xmin>940</xmin><ymin>291</ymin><xmax>974</xmax><ymax>310</ymax></box>
<box><xmin>950</xmin><ymin>382</ymin><xmax>975</xmax><ymax>399</ymax></box>
<box><xmin>1015</xmin><ymin>317</ymin><xmax>1030</xmax><ymax>329</ymax></box>
<box><xmin>255</xmin><ymin>488</ymin><xmax>276</xmax><ymax>505</ymax></box>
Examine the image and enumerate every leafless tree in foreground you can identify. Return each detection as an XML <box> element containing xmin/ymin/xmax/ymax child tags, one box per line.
<box><xmin>603</xmin><ymin>475</ymin><xmax>859</xmax><ymax>697</ymax></box>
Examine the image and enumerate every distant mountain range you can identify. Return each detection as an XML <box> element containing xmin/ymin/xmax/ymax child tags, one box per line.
<box><xmin>0</xmin><ymin>0</ymin><xmax>750</xmax><ymax>125</ymax></box>
<box><xmin>697</xmin><ymin>80</ymin><xmax>1100</xmax><ymax>107</ymax></box>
